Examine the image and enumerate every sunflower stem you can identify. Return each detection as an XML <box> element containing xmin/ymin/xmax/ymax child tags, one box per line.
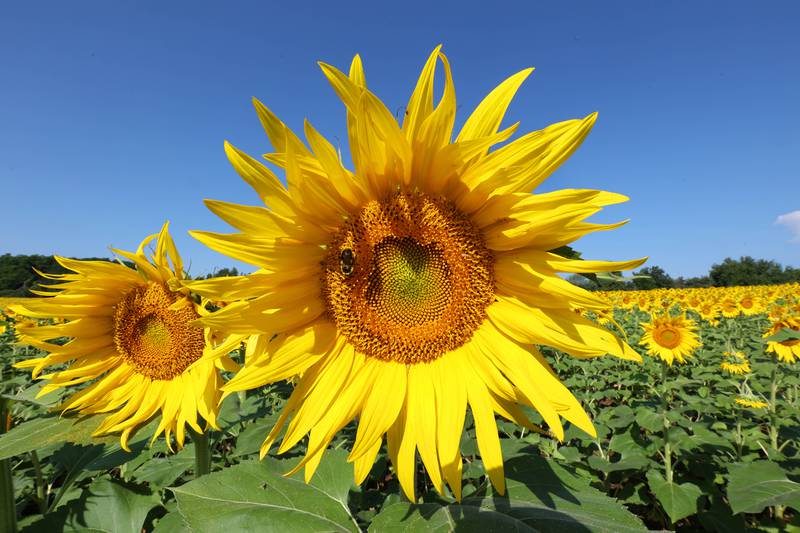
<box><xmin>660</xmin><ymin>364</ymin><xmax>674</xmax><ymax>484</ymax></box>
<box><xmin>768</xmin><ymin>365</ymin><xmax>780</xmax><ymax>452</ymax></box>
<box><xmin>29</xmin><ymin>450</ymin><xmax>47</xmax><ymax>515</ymax></box>
<box><xmin>189</xmin><ymin>428</ymin><xmax>212</xmax><ymax>478</ymax></box>
<box><xmin>0</xmin><ymin>399</ymin><xmax>17</xmax><ymax>533</ymax></box>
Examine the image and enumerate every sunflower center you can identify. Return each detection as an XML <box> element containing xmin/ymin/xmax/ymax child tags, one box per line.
<box><xmin>113</xmin><ymin>282</ymin><xmax>205</xmax><ymax>380</ymax></box>
<box><xmin>323</xmin><ymin>192</ymin><xmax>494</xmax><ymax>364</ymax></box>
<box><xmin>654</xmin><ymin>326</ymin><xmax>681</xmax><ymax>349</ymax></box>
<box><xmin>367</xmin><ymin>237</ymin><xmax>452</xmax><ymax>326</ymax></box>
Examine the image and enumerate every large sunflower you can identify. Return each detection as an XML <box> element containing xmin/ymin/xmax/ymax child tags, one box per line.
<box><xmin>764</xmin><ymin>316</ymin><xmax>800</xmax><ymax>363</ymax></box>
<box><xmin>11</xmin><ymin>224</ymin><xmax>243</xmax><ymax>450</ymax></box>
<box><xmin>190</xmin><ymin>47</ymin><xmax>644</xmax><ymax>500</ymax></box>
<box><xmin>640</xmin><ymin>313</ymin><xmax>701</xmax><ymax>365</ymax></box>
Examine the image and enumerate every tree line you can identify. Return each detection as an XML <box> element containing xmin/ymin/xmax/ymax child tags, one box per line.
<box><xmin>0</xmin><ymin>254</ymin><xmax>241</xmax><ymax>297</ymax></box>
<box><xmin>570</xmin><ymin>256</ymin><xmax>800</xmax><ymax>291</ymax></box>
<box><xmin>1</xmin><ymin>253</ymin><xmax>797</xmax><ymax>297</ymax></box>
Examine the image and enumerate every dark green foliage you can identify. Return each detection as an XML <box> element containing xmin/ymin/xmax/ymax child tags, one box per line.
<box><xmin>0</xmin><ymin>254</ymin><xmax>113</xmax><ymax>297</ymax></box>
<box><xmin>568</xmin><ymin>257</ymin><xmax>799</xmax><ymax>291</ymax></box>
<box><xmin>709</xmin><ymin>256</ymin><xmax>800</xmax><ymax>287</ymax></box>
<box><xmin>632</xmin><ymin>266</ymin><xmax>674</xmax><ymax>290</ymax></box>
<box><xmin>203</xmin><ymin>267</ymin><xmax>241</xmax><ymax>279</ymax></box>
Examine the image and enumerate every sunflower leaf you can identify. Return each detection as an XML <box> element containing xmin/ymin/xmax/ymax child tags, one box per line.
<box><xmin>0</xmin><ymin>414</ymin><xmax>116</xmax><ymax>461</ymax></box>
<box><xmin>727</xmin><ymin>461</ymin><xmax>800</xmax><ymax>514</ymax></box>
<box><xmin>171</xmin><ymin>450</ymin><xmax>359</xmax><ymax>533</ymax></box>
<box><xmin>645</xmin><ymin>470</ymin><xmax>703</xmax><ymax>523</ymax></box>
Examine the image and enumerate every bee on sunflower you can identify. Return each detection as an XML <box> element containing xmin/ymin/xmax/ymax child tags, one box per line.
<box><xmin>11</xmin><ymin>223</ymin><xmax>244</xmax><ymax>450</ymax></box>
<box><xmin>188</xmin><ymin>46</ymin><xmax>645</xmax><ymax>500</ymax></box>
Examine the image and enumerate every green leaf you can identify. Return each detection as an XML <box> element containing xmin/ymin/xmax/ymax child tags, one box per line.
<box><xmin>370</xmin><ymin>454</ymin><xmax>647</xmax><ymax>532</ymax></box>
<box><xmin>70</xmin><ymin>478</ymin><xmax>159</xmax><ymax>533</ymax></box>
<box><xmin>0</xmin><ymin>415</ymin><xmax>115</xmax><ymax>460</ymax></box>
<box><xmin>21</xmin><ymin>479</ymin><xmax>160</xmax><ymax>533</ymax></box>
<box><xmin>368</xmin><ymin>502</ymin><xmax>536</xmax><ymax>532</ymax></box>
<box><xmin>727</xmin><ymin>461</ymin><xmax>800</xmax><ymax>514</ymax></box>
<box><xmin>130</xmin><ymin>446</ymin><xmax>194</xmax><ymax>487</ymax></box>
<box><xmin>763</xmin><ymin>328</ymin><xmax>800</xmax><ymax>343</ymax></box>
<box><xmin>171</xmin><ymin>449</ymin><xmax>359</xmax><ymax>532</ymax></box>
<box><xmin>646</xmin><ymin>471</ymin><xmax>702</xmax><ymax>523</ymax></box>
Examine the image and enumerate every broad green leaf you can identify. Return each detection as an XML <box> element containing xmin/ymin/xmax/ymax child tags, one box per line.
<box><xmin>763</xmin><ymin>328</ymin><xmax>800</xmax><ymax>343</ymax></box>
<box><xmin>152</xmin><ymin>511</ymin><xmax>191</xmax><ymax>533</ymax></box>
<box><xmin>20</xmin><ymin>479</ymin><xmax>160</xmax><ymax>533</ymax></box>
<box><xmin>368</xmin><ymin>502</ymin><xmax>536</xmax><ymax>532</ymax></box>
<box><xmin>0</xmin><ymin>415</ymin><xmax>115</xmax><ymax>460</ymax></box>
<box><xmin>727</xmin><ymin>461</ymin><xmax>800</xmax><ymax>514</ymax></box>
<box><xmin>440</xmin><ymin>448</ymin><xmax>646</xmax><ymax>533</ymax></box>
<box><xmin>172</xmin><ymin>450</ymin><xmax>359</xmax><ymax>532</ymax></box>
<box><xmin>130</xmin><ymin>446</ymin><xmax>194</xmax><ymax>487</ymax></box>
<box><xmin>646</xmin><ymin>471</ymin><xmax>702</xmax><ymax>523</ymax></box>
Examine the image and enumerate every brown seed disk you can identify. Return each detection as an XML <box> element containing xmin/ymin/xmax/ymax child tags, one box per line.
<box><xmin>113</xmin><ymin>282</ymin><xmax>205</xmax><ymax>380</ymax></box>
<box><xmin>322</xmin><ymin>191</ymin><xmax>494</xmax><ymax>364</ymax></box>
<box><xmin>653</xmin><ymin>326</ymin><xmax>682</xmax><ymax>349</ymax></box>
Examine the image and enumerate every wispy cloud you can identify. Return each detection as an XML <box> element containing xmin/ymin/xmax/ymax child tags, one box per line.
<box><xmin>776</xmin><ymin>211</ymin><xmax>800</xmax><ymax>242</ymax></box>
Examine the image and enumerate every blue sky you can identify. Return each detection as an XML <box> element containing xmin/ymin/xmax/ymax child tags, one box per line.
<box><xmin>1</xmin><ymin>1</ymin><xmax>798</xmax><ymax>278</ymax></box>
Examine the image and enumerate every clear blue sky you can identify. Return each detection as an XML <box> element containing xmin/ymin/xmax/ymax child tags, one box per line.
<box><xmin>2</xmin><ymin>1</ymin><xmax>798</xmax><ymax>278</ymax></box>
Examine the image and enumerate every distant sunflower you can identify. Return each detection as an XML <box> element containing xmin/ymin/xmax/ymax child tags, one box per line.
<box><xmin>697</xmin><ymin>301</ymin><xmax>721</xmax><ymax>326</ymax></box>
<box><xmin>190</xmin><ymin>46</ymin><xmax>644</xmax><ymax>500</ymax></box>
<box><xmin>737</xmin><ymin>294</ymin><xmax>764</xmax><ymax>316</ymax></box>
<box><xmin>764</xmin><ymin>316</ymin><xmax>800</xmax><ymax>363</ymax></box>
<box><xmin>640</xmin><ymin>313</ymin><xmax>700</xmax><ymax>365</ymax></box>
<box><xmin>720</xmin><ymin>298</ymin><xmax>740</xmax><ymax>318</ymax></box>
<box><xmin>720</xmin><ymin>351</ymin><xmax>750</xmax><ymax>375</ymax></box>
<box><xmin>11</xmin><ymin>223</ymin><xmax>242</xmax><ymax>450</ymax></box>
<box><xmin>734</xmin><ymin>397</ymin><xmax>768</xmax><ymax>409</ymax></box>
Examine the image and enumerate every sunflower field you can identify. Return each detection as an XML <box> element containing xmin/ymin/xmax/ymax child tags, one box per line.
<box><xmin>1</xmin><ymin>48</ymin><xmax>799</xmax><ymax>533</ymax></box>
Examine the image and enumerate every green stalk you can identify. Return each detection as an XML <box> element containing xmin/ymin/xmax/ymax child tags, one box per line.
<box><xmin>189</xmin><ymin>428</ymin><xmax>212</xmax><ymax>478</ymax></box>
<box><xmin>0</xmin><ymin>399</ymin><xmax>17</xmax><ymax>533</ymax></box>
<box><xmin>767</xmin><ymin>365</ymin><xmax>785</xmax><ymax>521</ymax></box>
<box><xmin>660</xmin><ymin>363</ymin><xmax>674</xmax><ymax>484</ymax></box>
<box><xmin>767</xmin><ymin>365</ymin><xmax>780</xmax><ymax>451</ymax></box>
<box><xmin>29</xmin><ymin>450</ymin><xmax>47</xmax><ymax>515</ymax></box>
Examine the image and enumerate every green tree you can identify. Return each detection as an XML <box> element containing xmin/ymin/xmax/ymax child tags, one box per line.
<box><xmin>633</xmin><ymin>266</ymin><xmax>674</xmax><ymax>290</ymax></box>
<box><xmin>709</xmin><ymin>256</ymin><xmax>800</xmax><ymax>286</ymax></box>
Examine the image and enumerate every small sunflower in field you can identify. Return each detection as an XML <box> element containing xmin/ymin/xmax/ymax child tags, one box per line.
<box><xmin>640</xmin><ymin>313</ymin><xmax>701</xmax><ymax>365</ymax></box>
<box><xmin>764</xmin><ymin>316</ymin><xmax>800</xmax><ymax>363</ymax></box>
<box><xmin>11</xmin><ymin>223</ymin><xmax>243</xmax><ymax>450</ymax></box>
<box><xmin>720</xmin><ymin>298</ymin><xmax>740</xmax><ymax>318</ymax></box>
<box><xmin>720</xmin><ymin>351</ymin><xmax>750</xmax><ymax>375</ymax></box>
<box><xmin>737</xmin><ymin>294</ymin><xmax>764</xmax><ymax>316</ymax></box>
<box><xmin>734</xmin><ymin>397</ymin><xmax>769</xmax><ymax>409</ymax></box>
<box><xmin>189</xmin><ymin>46</ymin><xmax>645</xmax><ymax>499</ymax></box>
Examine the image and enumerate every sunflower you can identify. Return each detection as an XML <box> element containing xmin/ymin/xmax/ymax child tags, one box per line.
<box><xmin>11</xmin><ymin>223</ymin><xmax>243</xmax><ymax>450</ymax></box>
<box><xmin>764</xmin><ymin>316</ymin><xmax>800</xmax><ymax>363</ymax></box>
<box><xmin>190</xmin><ymin>46</ymin><xmax>644</xmax><ymax>500</ymax></box>
<box><xmin>697</xmin><ymin>301</ymin><xmax>721</xmax><ymax>326</ymax></box>
<box><xmin>734</xmin><ymin>397</ymin><xmax>768</xmax><ymax>409</ymax></box>
<box><xmin>720</xmin><ymin>351</ymin><xmax>750</xmax><ymax>375</ymax></box>
<box><xmin>640</xmin><ymin>313</ymin><xmax>701</xmax><ymax>365</ymax></box>
<box><xmin>737</xmin><ymin>293</ymin><xmax>764</xmax><ymax>316</ymax></box>
<box><xmin>720</xmin><ymin>298</ymin><xmax>740</xmax><ymax>318</ymax></box>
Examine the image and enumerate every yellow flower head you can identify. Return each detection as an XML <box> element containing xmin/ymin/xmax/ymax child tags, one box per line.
<box><xmin>764</xmin><ymin>316</ymin><xmax>800</xmax><ymax>363</ymax></box>
<box><xmin>11</xmin><ymin>223</ymin><xmax>243</xmax><ymax>450</ymax></box>
<box><xmin>189</xmin><ymin>46</ymin><xmax>645</xmax><ymax>500</ymax></box>
<box><xmin>734</xmin><ymin>397</ymin><xmax>768</xmax><ymax>409</ymax></box>
<box><xmin>737</xmin><ymin>294</ymin><xmax>764</xmax><ymax>316</ymax></box>
<box><xmin>640</xmin><ymin>313</ymin><xmax>701</xmax><ymax>365</ymax></box>
<box><xmin>720</xmin><ymin>351</ymin><xmax>750</xmax><ymax>375</ymax></box>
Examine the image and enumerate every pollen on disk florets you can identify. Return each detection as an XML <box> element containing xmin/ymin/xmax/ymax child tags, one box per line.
<box><xmin>322</xmin><ymin>191</ymin><xmax>494</xmax><ymax>364</ymax></box>
<box><xmin>113</xmin><ymin>282</ymin><xmax>205</xmax><ymax>380</ymax></box>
